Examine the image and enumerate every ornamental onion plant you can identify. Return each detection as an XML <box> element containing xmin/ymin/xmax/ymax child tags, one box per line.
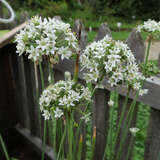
<box><xmin>14</xmin><ymin>16</ymin><xmax>159</xmax><ymax>160</ymax></box>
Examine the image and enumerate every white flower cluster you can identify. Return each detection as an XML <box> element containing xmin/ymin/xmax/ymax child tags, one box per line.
<box><xmin>137</xmin><ymin>19</ymin><xmax>160</xmax><ymax>33</ymax></box>
<box><xmin>80</xmin><ymin>35</ymin><xmax>146</xmax><ymax>93</ymax></box>
<box><xmin>39</xmin><ymin>80</ymin><xmax>91</xmax><ymax>120</ymax></box>
<box><xmin>15</xmin><ymin>16</ymin><xmax>78</xmax><ymax>62</ymax></box>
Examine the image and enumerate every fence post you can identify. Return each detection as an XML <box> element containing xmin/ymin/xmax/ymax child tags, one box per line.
<box><xmin>73</xmin><ymin>19</ymin><xmax>88</xmax><ymax>50</ymax></box>
<box><xmin>93</xmin><ymin>88</ymin><xmax>110</xmax><ymax>160</ymax></box>
<box><xmin>144</xmin><ymin>108</ymin><xmax>160</xmax><ymax>160</ymax></box>
<box><xmin>126</xmin><ymin>28</ymin><xmax>145</xmax><ymax>64</ymax></box>
<box><xmin>94</xmin><ymin>23</ymin><xmax>112</xmax><ymax>41</ymax></box>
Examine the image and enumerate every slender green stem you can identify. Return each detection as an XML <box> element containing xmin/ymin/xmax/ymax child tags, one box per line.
<box><xmin>91</xmin><ymin>127</ymin><xmax>96</xmax><ymax>160</ymax></box>
<box><xmin>125</xmin><ymin>136</ymin><xmax>134</xmax><ymax>160</ymax></box>
<box><xmin>0</xmin><ymin>133</ymin><xmax>10</xmax><ymax>160</ymax></box>
<box><xmin>53</xmin><ymin>117</ymin><xmax>57</xmax><ymax>154</ymax></box>
<box><xmin>48</xmin><ymin>63</ymin><xmax>55</xmax><ymax>156</ymax></box>
<box><xmin>109</xmin><ymin>91</ymin><xmax>116</xmax><ymax>160</ymax></box>
<box><xmin>73</xmin><ymin>51</ymin><xmax>80</xmax><ymax>83</ymax></box>
<box><xmin>57</xmin><ymin>124</ymin><xmax>67</xmax><ymax>160</ymax></box>
<box><xmin>34</xmin><ymin>63</ymin><xmax>42</xmax><ymax>137</ymax></box>
<box><xmin>39</xmin><ymin>63</ymin><xmax>47</xmax><ymax>160</ymax></box>
<box><xmin>77</xmin><ymin>135</ymin><xmax>83</xmax><ymax>160</ymax></box>
<box><xmin>67</xmin><ymin>113</ymin><xmax>73</xmax><ymax>160</ymax></box>
<box><xmin>144</xmin><ymin>38</ymin><xmax>152</xmax><ymax>68</ymax></box>
<box><xmin>111</xmin><ymin>89</ymin><xmax>130</xmax><ymax>160</ymax></box>
<box><xmin>39</xmin><ymin>63</ymin><xmax>45</xmax><ymax>90</ymax></box>
<box><xmin>41</xmin><ymin>121</ymin><xmax>47</xmax><ymax>160</ymax></box>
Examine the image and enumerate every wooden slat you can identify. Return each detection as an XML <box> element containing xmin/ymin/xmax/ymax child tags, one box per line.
<box><xmin>15</xmin><ymin>125</ymin><xmax>55</xmax><ymax>160</ymax></box>
<box><xmin>23</xmin><ymin>56</ymin><xmax>41</xmax><ymax>136</ymax></box>
<box><xmin>16</xmin><ymin>56</ymin><xmax>30</xmax><ymax>128</ymax></box>
<box><xmin>0</xmin><ymin>22</ymin><xmax>26</xmax><ymax>48</ymax></box>
<box><xmin>93</xmin><ymin>88</ymin><xmax>110</xmax><ymax>160</ymax></box>
<box><xmin>144</xmin><ymin>108</ymin><xmax>160</xmax><ymax>160</ymax></box>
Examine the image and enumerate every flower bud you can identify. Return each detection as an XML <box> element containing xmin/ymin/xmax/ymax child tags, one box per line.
<box><xmin>64</xmin><ymin>71</ymin><xmax>71</xmax><ymax>80</ymax></box>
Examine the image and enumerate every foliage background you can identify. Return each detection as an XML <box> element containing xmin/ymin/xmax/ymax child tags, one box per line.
<box><xmin>6</xmin><ymin>0</ymin><xmax>160</xmax><ymax>20</ymax></box>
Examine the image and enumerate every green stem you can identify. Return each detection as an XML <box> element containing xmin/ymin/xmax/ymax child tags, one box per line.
<box><xmin>77</xmin><ymin>135</ymin><xmax>83</xmax><ymax>160</ymax></box>
<box><xmin>41</xmin><ymin>121</ymin><xmax>47</xmax><ymax>160</ymax></box>
<box><xmin>53</xmin><ymin>117</ymin><xmax>57</xmax><ymax>154</ymax></box>
<box><xmin>67</xmin><ymin>113</ymin><xmax>73</xmax><ymax>160</ymax></box>
<box><xmin>115</xmin><ymin>92</ymin><xmax>138</xmax><ymax>160</ymax></box>
<box><xmin>0</xmin><ymin>133</ymin><xmax>10</xmax><ymax>160</ymax></box>
<box><xmin>39</xmin><ymin>63</ymin><xmax>45</xmax><ymax>90</ymax></box>
<box><xmin>57</xmin><ymin>124</ymin><xmax>67</xmax><ymax>160</ymax></box>
<box><xmin>125</xmin><ymin>136</ymin><xmax>134</xmax><ymax>160</ymax></box>
<box><xmin>34</xmin><ymin>63</ymin><xmax>42</xmax><ymax>137</ymax></box>
<box><xmin>144</xmin><ymin>38</ymin><xmax>152</xmax><ymax>69</ymax></box>
<box><xmin>111</xmin><ymin>89</ymin><xmax>130</xmax><ymax>160</ymax></box>
<box><xmin>91</xmin><ymin>126</ymin><xmax>96</xmax><ymax>160</ymax></box>
<box><xmin>109</xmin><ymin>91</ymin><xmax>116</xmax><ymax>160</ymax></box>
<box><xmin>39</xmin><ymin>63</ymin><xmax>47</xmax><ymax>160</ymax></box>
<box><xmin>73</xmin><ymin>51</ymin><xmax>80</xmax><ymax>83</ymax></box>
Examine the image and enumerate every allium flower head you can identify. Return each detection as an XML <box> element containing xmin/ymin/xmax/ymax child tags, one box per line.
<box><xmin>39</xmin><ymin>80</ymin><xmax>91</xmax><ymax>120</ymax></box>
<box><xmin>137</xmin><ymin>19</ymin><xmax>160</xmax><ymax>37</ymax></box>
<box><xmin>15</xmin><ymin>16</ymin><xmax>78</xmax><ymax>62</ymax></box>
<box><xmin>80</xmin><ymin>35</ymin><xmax>145</xmax><ymax>92</ymax></box>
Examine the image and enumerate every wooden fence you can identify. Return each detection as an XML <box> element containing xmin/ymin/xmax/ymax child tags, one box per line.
<box><xmin>0</xmin><ymin>20</ymin><xmax>160</xmax><ymax>160</ymax></box>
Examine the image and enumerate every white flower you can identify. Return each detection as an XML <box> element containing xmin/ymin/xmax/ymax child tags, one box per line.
<box><xmin>64</xmin><ymin>71</ymin><xmax>71</xmax><ymax>80</ymax></box>
<box><xmin>81</xmin><ymin>113</ymin><xmax>91</xmax><ymax>123</ymax></box>
<box><xmin>54</xmin><ymin>108</ymin><xmax>64</xmax><ymax>118</ymax></box>
<box><xmin>42</xmin><ymin>110</ymin><xmax>51</xmax><ymax>120</ymax></box>
<box><xmin>129</xmin><ymin>127</ymin><xmax>139</xmax><ymax>136</ymax></box>
<box><xmin>137</xmin><ymin>19</ymin><xmax>160</xmax><ymax>34</ymax></box>
<box><xmin>39</xmin><ymin>80</ymin><xmax>92</xmax><ymax>120</ymax></box>
<box><xmin>139</xmin><ymin>89</ymin><xmax>148</xmax><ymax>96</ymax></box>
<box><xmin>117</xmin><ymin>22</ymin><xmax>122</xmax><ymax>28</ymax></box>
<box><xmin>80</xmin><ymin>35</ymin><xmax>145</xmax><ymax>91</ymax></box>
<box><xmin>108</xmin><ymin>100</ymin><xmax>114</xmax><ymax>106</ymax></box>
<box><xmin>15</xmin><ymin>16</ymin><xmax>78</xmax><ymax>62</ymax></box>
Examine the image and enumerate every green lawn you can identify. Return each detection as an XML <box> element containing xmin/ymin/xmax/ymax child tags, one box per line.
<box><xmin>87</xmin><ymin>30</ymin><xmax>150</xmax><ymax>42</ymax></box>
<box><xmin>0</xmin><ymin>30</ymin><xmax>9</xmax><ymax>38</ymax></box>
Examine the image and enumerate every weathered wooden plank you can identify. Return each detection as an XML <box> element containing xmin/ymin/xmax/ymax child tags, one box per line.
<box><xmin>14</xmin><ymin>125</ymin><xmax>55</xmax><ymax>160</ymax></box>
<box><xmin>126</xmin><ymin>28</ymin><xmax>145</xmax><ymax>64</ymax></box>
<box><xmin>94</xmin><ymin>23</ymin><xmax>112</xmax><ymax>41</ymax></box>
<box><xmin>144</xmin><ymin>108</ymin><xmax>160</xmax><ymax>160</ymax></box>
<box><xmin>0</xmin><ymin>45</ymin><xmax>18</xmax><ymax>132</ymax></box>
<box><xmin>0</xmin><ymin>22</ymin><xmax>26</xmax><ymax>48</ymax></box>
<box><xmin>73</xmin><ymin>19</ymin><xmax>87</xmax><ymax>50</ymax></box>
<box><xmin>93</xmin><ymin>88</ymin><xmax>110</xmax><ymax>160</ymax></box>
<box><xmin>16</xmin><ymin>55</ymin><xmax>30</xmax><ymax>128</ymax></box>
<box><xmin>23</xmin><ymin>56</ymin><xmax>40</xmax><ymax>136</ymax></box>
